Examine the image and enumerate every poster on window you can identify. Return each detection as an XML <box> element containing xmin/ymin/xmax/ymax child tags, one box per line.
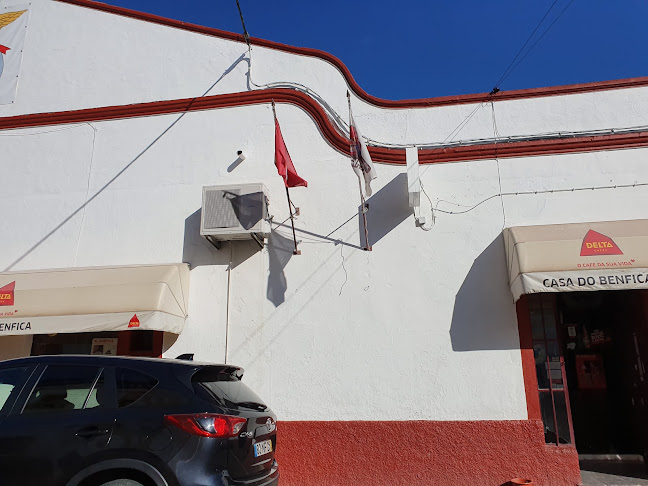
<box><xmin>0</xmin><ymin>6</ymin><xmax>29</xmax><ymax>105</ymax></box>
<box><xmin>576</xmin><ymin>354</ymin><xmax>607</xmax><ymax>390</ymax></box>
<box><xmin>91</xmin><ymin>338</ymin><xmax>118</xmax><ymax>356</ymax></box>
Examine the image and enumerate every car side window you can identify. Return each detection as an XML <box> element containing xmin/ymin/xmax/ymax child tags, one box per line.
<box><xmin>0</xmin><ymin>367</ymin><xmax>29</xmax><ymax>413</ymax></box>
<box><xmin>116</xmin><ymin>368</ymin><xmax>158</xmax><ymax>408</ymax></box>
<box><xmin>23</xmin><ymin>365</ymin><xmax>103</xmax><ymax>414</ymax></box>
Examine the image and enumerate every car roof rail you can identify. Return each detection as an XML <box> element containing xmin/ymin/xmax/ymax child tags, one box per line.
<box><xmin>175</xmin><ymin>353</ymin><xmax>194</xmax><ymax>361</ymax></box>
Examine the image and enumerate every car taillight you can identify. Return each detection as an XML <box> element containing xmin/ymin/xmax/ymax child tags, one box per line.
<box><xmin>164</xmin><ymin>414</ymin><xmax>247</xmax><ymax>438</ymax></box>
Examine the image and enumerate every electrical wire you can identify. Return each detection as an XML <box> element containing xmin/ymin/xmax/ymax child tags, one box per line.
<box><xmin>235</xmin><ymin>0</ymin><xmax>250</xmax><ymax>48</ymax></box>
<box><xmin>492</xmin><ymin>0</ymin><xmax>560</xmax><ymax>90</ymax></box>
<box><xmin>239</xmin><ymin>0</ymin><xmax>582</xmax><ymax>156</ymax></box>
<box><xmin>491</xmin><ymin>102</ymin><xmax>506</xmax><ymax>229</ymax></box>
<box><xmin>0</xmin><ymin>124</ymin><xmax>92</xmax><ymax>136</ymax></box>
<box><xmin>415</xmin><ymin>181</ymin><xmax>435</xmax><ymax>231</ymax></box>
<box><xmin>434</xmin><ymin>181</ymin><xmax>648</xmax><ymax>215</ymax></box>
<box><xmin>338</xmin><ymin>243</ymin><xmax>348</xmax><ymax>295</ymax></box>
<box><xmin>498</xmin><ymin>0</ymin><xmax>578</xmax><ymax>88</ymax></box>
<box><xmin>246</xmin><ymin>45</ymin><xmax>490</xmax><ymax>151</ymax></box>
<box><xmin>245</xmin><ymin>39</ymin><xmax>648</xmax><ymax>157</ymax></box>
<box><xmin>73</xmin><ymin>122</ymin><xmax>97</xmax><ymax>267</ymax></box>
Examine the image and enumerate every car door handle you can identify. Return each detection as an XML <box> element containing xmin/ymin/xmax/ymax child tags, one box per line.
<box><xmin>75</xmin><ymin>426</ymin><xmax>110</xmax><ymax>438</ymax></box>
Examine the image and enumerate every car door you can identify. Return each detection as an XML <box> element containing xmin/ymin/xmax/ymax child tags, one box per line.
<box><xmin>0</xmin><ymin>364</ymin><xmax>38</xmax><ymax>485</ymax></box>
<box><xmin>0</xmin><ymin>363</ymin><xmax>116</xmax><ymax>486</ymax></box>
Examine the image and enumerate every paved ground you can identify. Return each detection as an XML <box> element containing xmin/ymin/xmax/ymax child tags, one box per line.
<box><xmin>581</xmin><ymin>470</ymin><xmax>648</xmax><ymax>486</ymax></box>
<box><xmin>581</xmin><ymin>459</ymin><xmax>648</xmax><ymax>486</ymax></box>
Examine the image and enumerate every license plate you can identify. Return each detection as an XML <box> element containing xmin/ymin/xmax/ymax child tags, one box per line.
<box><xmin>253</xmin><ymin>439</ymin><xmax>272</xmax><ymax>457</ymax></box>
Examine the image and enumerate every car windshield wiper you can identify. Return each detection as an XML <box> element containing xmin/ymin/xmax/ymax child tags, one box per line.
<box><xmin>237</xmin><ymin>401</ymin><xmax>267</xmax><ymax>411</ymax></box>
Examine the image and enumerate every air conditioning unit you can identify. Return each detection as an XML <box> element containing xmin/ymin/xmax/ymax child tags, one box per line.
<box><xmin>200</xmin><ymin>183</ymin><xmax>271</xmax><ymax>248</ymax></box>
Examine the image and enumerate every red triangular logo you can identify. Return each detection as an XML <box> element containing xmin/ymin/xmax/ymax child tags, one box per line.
<box><xmin>0</xmin><ymin>281</ymin><xmax>15</xmax><ymax>306</ymax></box>
<box><xmin>128</xmin><ymin>314</ymin><xmax>140</xmax><ymax>328</ymax></box>
<box><xmin>580</xmin><ymin>230</ymin><xmax>623</xmax><ymax>256</ymax></box>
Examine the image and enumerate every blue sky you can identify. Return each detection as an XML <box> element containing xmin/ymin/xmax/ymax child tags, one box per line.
<box><xmin>102</xmin><ymin>0</ymin><xmax>648</xmax><ymax>101</ymax></box>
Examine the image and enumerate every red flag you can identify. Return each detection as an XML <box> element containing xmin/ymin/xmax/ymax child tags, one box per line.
<box><xmin>275</xmin><ymin>118</ymin><xmax>307</xmax><ymax>188</ymax></box>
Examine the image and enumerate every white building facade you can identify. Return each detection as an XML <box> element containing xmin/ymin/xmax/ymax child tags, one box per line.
<box><xmin>2</xmin><ymin>1</ymin><xmax>648</xmax><ymax>484</ymax></box>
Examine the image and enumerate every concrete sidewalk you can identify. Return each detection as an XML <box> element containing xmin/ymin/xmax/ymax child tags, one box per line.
<box><xmin>581</xmin><ymin>470</ymin><xmax>648</xmax><ymax>486</ymax></box>
<box><xmin>580</xmin><ymin>457</ymin><xmax>648</xmax><ymax>486</ymax></box>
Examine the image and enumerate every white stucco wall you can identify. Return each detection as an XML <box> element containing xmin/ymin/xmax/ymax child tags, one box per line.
<box><xmin>3</xmin><ymin>101</ymin><xmax>648</xmax><ymax>421</ymax></box>
<box><xmin>1</xmin><ymin>0</ymin><xmax>647</xmax><ymax>423</ymax></box>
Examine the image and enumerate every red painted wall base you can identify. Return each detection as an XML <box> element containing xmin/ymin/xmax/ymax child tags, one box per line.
<box><xmin>275</xmin><ymin>420</ymin><xmax>581</xmax><ymax>486</ymax></box>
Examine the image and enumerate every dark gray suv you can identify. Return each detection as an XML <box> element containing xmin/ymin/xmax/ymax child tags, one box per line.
<box><xmin>0</xmin><ymin>355</ymin><xmax>279</xmax><ymax>486</ymax></box>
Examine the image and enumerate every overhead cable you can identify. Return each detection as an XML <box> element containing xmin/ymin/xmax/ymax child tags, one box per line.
<box><xmin>492</xmin><ymin>0</ymin><xmax>560</xmax><ymax>91</ymax></box>
<box><xmin>435</xmin><ymin>181</ymin><xmax>648</xmax><ymax>215</ymax></box>
<box><xmin>501</xmin><ymin>0</ymin><xmax>577</xmax><ymax>87</ymax></box>
<box><xmin>495</xmin><ymin>0</ymin><xmax>578</xmax><ymax>90</ymax></box>
<box><xmin>235</xmin><ymin>0</ymin><xmax>251</xmax><ymax>48</ymax></box>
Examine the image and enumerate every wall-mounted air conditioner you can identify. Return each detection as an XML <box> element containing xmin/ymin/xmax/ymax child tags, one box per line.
<box><xmin>200</xmin><ymin>183</ymin><xmax>271</xmax><ymax>248</ymax></box>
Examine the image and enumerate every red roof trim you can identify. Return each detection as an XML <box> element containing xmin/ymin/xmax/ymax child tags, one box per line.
<box><xmin>2</xmin><ymin>88</ymin><xmax>647</xmax><ymax>165</ymax></box>
<box><xmin>55</xmin><ymin>0</ymin><xmax>648</xmax><ymax>108</ymax></box>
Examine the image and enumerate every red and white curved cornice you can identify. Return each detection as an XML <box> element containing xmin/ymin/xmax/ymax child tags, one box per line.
<box><xmin>2</xmin><ymin>88</ymin><xmax>647</xmax><ymax>165</ymax></box>
<box><xmin>1</xmin><ymin>0</ymin><xmax>646</xmax><ymax>164</ymax></box>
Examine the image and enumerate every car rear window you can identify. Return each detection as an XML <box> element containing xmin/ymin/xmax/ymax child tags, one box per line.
<box><xmin>192</xmin><ymin>368</ymin><xmax>267</xmax><ymax>411</ymax></box>
<box><xmin>116</xmin><ymin>368</ymin><xmax>158</xmax><ymax>408</ymax></box>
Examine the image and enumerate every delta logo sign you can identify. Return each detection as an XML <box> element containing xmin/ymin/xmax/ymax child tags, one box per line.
<box><xmin>580</xmin><ymin>230</ymin><xmax>623</xmax><ymax>257</ymax></box>
<box><xmin>0</xmin><ymin>281</ymin><xmax>15</xmax><ymax>306</ymax></box>
<box><xmin>128</xmin><ymin>314</ymin><xmax>140</xmax><ymax>328</ymax></box>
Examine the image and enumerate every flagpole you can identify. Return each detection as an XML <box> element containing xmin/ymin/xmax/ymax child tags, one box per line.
<box><xmin>273</xmin><ymin>100</ymin><xmax>301</xmax><ymax>255</ymax></box>
<box><xmin>348</xmin><ymin>91</ymin><xmax>372</xmax><ymax>251</ymax></box>
<box><xmin>358</xmin><ymin>178</ymin><xmax>371</xmax><ymax>251</ymax></box>
<box><xmin>285</xmin><ymin>187</ymin><xmax>300</xmax><ymax>255</ymax></box>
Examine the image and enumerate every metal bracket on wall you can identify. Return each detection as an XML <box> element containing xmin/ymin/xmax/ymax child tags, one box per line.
<box><xmin>204</xmin><ymin>235</ymin><xmax>222</xmax><ymax>250</ymax></box>
<box><xmin>251</xmin><ymin>233</ymin><xmax>264</xmax><ymax>249</ymax></box>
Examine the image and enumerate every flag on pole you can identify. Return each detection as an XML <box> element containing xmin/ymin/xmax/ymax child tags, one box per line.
<box><xmin>349</xmin><ymin>107</ymin><xmax>377</xmax><ymax>197</ymax></box>
<box><xmin>273</xmin><ymin>102</ymin><xmax>304</xmax><ymax>255</ymax></box>
<box><xmin>275</xmin><ymin>118</ymin><xmax>307</xmax><ymax>188</ymax></box>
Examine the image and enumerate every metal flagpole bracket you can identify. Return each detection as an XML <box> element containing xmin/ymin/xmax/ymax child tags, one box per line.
<box><xmin>290</xmin><ymin>198</ymin><xmax>300</xmax><ymax>216</ymax></box>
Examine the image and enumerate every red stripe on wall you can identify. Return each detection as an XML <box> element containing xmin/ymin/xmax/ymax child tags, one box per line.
<box><xmin>275</xmin><ymin>420</ymin><xmax>580</xmax><ymax>486</ymax></box>
<box><xmin>1</xmin><ymin>88</ymin><xmax>647</xmax><ymax>166</ymax></box>
<box><xmin>55</xmin><ymin>0</ymin><xmax>648</xmax><ymax>109</ymax></box>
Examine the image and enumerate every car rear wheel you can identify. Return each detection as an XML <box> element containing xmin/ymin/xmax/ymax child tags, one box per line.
<box><xmin>99</xmin><ymin>480</ymin><xmax>144</xmax><ymax>486</ymax></box>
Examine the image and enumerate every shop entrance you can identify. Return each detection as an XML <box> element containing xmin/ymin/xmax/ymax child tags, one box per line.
<box><xmin>30</xmin><ymin>330</ymin><xmax>164</xmax><ymax>358</ymax></box>
<box><xmin>529</xmin><ymin>289</ymin><xmax>648</xmax><ymax>478</ymax></box>
<box><xmin>557</xmin><ymin>290</ymin><xmax>648</xmax><ymax>456</ymax></box>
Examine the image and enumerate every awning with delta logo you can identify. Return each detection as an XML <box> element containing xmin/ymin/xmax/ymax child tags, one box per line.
<box><xmin>0</xmin><ymin>264</ymin><xmax>189</xmax><ymax>336</ymax></box>
<box><xmin>504</xmin><ymin>219</ymin><xmax>648</xmax><ymax>302</ymax></box>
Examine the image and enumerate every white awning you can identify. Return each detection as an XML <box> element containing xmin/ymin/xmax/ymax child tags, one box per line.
<box><xmin>0</xmin><ymin>264</ymin><xmax>190</xmax><ymax>336</ymax></box>
<box><xmin>503</xmin><ymin>219</ymin><xmax>648</xmax><ymax>301</ymax></box>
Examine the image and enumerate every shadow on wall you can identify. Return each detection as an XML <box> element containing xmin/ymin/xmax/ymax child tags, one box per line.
<box><xmin>266</xmin><ymin>230</ymin><xmax>296</xmax><ymax>307</ymax></box>
<box><xmin>3</xmin><ymin>52</ymin><xmax>250</xmax><ymax>273</ymax></box>
<box><xmin>360</xmin><ymin>173</ymin><xmax>413</xmax><ymax>248</ymax></box>
<box><xmin>450</xmin><ymin>234</ymin><xmax>520</xmax><ymax>351</ymax></box>
<box><xmin>182</xmin><ymin>208</ymin><xmax>258</xmax><ymax>270</ymax></box>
